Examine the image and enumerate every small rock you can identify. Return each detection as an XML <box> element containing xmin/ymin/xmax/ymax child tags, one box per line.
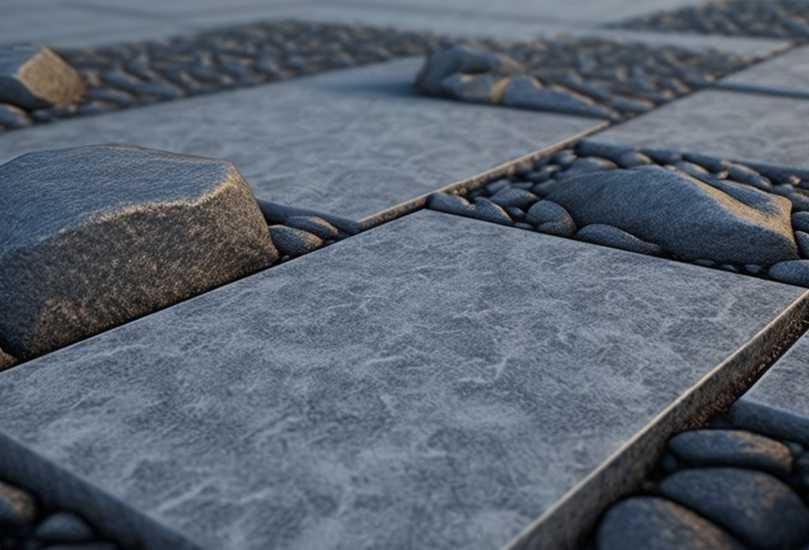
<box><xmin>0</xmin><ymin>45</ymin><xmax>85</xmax><ymax>109</ymax></box>
<box><xmin>489</xmin><ymin>187</ymin><xmax>538</xmax><ymax>209</ymax></box>
<box><xmin>0</xmin><ymin>347</ymin><xmax>16</xmax><ymax>370</ymax></box>
<box><xmin>0</xmin><ymin>145</ymin><xmax>277</xmax><ymax>359</ymax></box>
<box><xmin>414</xmin><ymin>46</ymin><xmax>523</xmax><ymax>96</ymax></box>
<box><xmin>660</xmin><ymin>467</ymin><xmax>809</xmax><ymax>549</ymax></box>
<box><xmin>597</xmin><ymin>497</ymin><xmax>743</xmax><ymax>550</ymax></box>
<box><xmin>268</xmin><ymin>226</ymin><xmax>324</xmax><ymax>257</ymax></box>
<box><xmin>744</xmin><ymin>264</ymin><xmax>764</xmax><ymax>275</ymax></box>
<box><xmin>525</xmin><ymin>200</ymin><xmax>576</xmax><ymax>237</ymax></box>
<box><xmin>616</xmin><ymin>151</ymin><xmax>653</xmax><ymax>168</ymax></box>
<box><xmin>769</xmin><ymin>260</ymin><xmax>809</xmax><ymax>287</ymax></box>
<box><xmin>577</xmin><ymin>224</ymin><xmax>663</xmax><ymax>256</ymax></box>
<box><xmin>669</xmin><ymin>430</ymin><xmax>793</xmax><ymax>477</ymax></box>
<box><xmin>34</xmin><ymin>513</ymin><xmax>94</xmax><ymax>543</ymax></box>
<box><xmin>574</xmin><ymin>141</ymin><xmax>631</xmax><ymax>161</ymax></box>
<box><xmin>793</xmin><ymin>212</ymin><xmax>809</xmax><ymax>233</ymax></box>
<box><xmin>796</xmin><ymin>231</ymin><xmax>809</xmax><ymax>257</ymax></box>
<box><xmin>284</xmin><ymin>216</ymin><xmax>341</xmax><ymax>240</ymax></box>
<box><xmin>485</xmin><ymin>179</ymin><xmax>510</xmax><ymax>195</ymax></box>
<box><xmin>557</xmin><ymin>157</ymin><xmax>617</xmax><ymax>179</ymax></box>
<box><xmin>546</xmin><ymin>166</ymin><xmax>797</xmax><ymax>265</ymax></box>
<box><xmin>428</xmin><ymin>192</ymin><xmax>474</xmax><ymax>216</ymax></box>
<box><xmin>0</xmin><ymin>480</ymin><xmax>37</xmax><ymax>534</ymax></box>
<box><xmin>472</xmin><ymin>197</ymin><xmax>513</xmax><ymax>225</ymax></box>
<box><xmin>0</xmin><ymin>103</ymin><xmax>31</xmax><ymax>128</ymax></box>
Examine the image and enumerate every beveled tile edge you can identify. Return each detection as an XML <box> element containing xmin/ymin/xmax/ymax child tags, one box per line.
<box><xmin>358</xmin><ymin>120</ymin><xmax>608</xmax><ymax>229</ymax></box>
<box><xmin>711</xmin><ymin>81</ymin><xmax>809</xmax><ymax>101</ymax></box>
<box><xmin>0</xmin><ymin>430</ymin><xmax>201</xmax><ymax>550</ymax></box>
<box><xmin>501</xmin><ymin>290</ymin><xmax>809</xmax><ymax>550</ymax></box>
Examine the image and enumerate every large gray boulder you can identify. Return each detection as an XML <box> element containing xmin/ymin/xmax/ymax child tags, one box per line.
<box><xmin>0</xmin><ymin>145</ymin><xmax>277</xmax><ymax>359</ymax></box>
<box><xmin>545</xmin><ymin>166</ymin><xmax>797</xmax><ymax>265</ymax></box>
<box><xmin>0</xmin><ymin>44</ymin><xmax>85</xmax><ymax>109</ymax></box>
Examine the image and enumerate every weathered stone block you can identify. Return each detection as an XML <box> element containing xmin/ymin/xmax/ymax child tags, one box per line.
<box><xmin>0</xmin><ymin>145</ymin><xmax>277</xmax><ymax>358</ymax></box>
<box><xmin>0</xmin><ymin>45</ymin><xmax>84</xmax><ymax>110</ymax></box>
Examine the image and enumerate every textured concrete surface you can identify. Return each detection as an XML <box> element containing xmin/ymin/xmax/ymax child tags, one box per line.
<box><xmin>0</xmin><ymin>59</ymin><xmax>601</xmax><ymax>224</ymax></box>
<box><xmin>0</xmin><ymin>211</ymin><xmax>804</xmax><ymax>550</ymax></box>
<box><xmin>595</xmin><ymin>90</ymin><xmax>809</xmax><ymax>169</ymax></box>
<box><xmin>719</xmin><ymin>45</ymin><xmax>809</xmax><ymax>94</ymax></box>
<box><xmin>0</xmin><ymin>145</ymin><xmax>276</xmax><ymax>359</ymax></box>
<box><xmin>734</xmin><ymin>330</ymin><xmax>809</xmax><ymax>446</ymax></box>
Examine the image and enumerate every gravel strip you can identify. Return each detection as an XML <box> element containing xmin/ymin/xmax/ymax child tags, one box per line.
<box><xmin>609</xmin><ymin>0</ymin><xmax>809</xmax><ymax>41</ymax></box>
<box><xmin>427</xmin><ymin>140</ymin><xmax>809</xmax><ymax>286</ymax></box>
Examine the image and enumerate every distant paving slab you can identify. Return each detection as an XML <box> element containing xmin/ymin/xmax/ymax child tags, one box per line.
<box><xmin>717</xmin><ymin>45</ymin><xmax>809</xmax><ymax>97</ymax></box>
<box><xmin>0</xmin><ymin>58</ymin><xmax>601</xmax><ymax>224</ymax></box>
<box><xmin>593</xmin><ymin>90</ymin><xmax>809</xmax><ymax>169</ymax></box>
<box><xmin>0</xmin><ymin>211</ymin><xmax>805</xmax><ymax>550</ymax></box>
<box><xmin>733</xmin><ymin>330</ymin><xmax>809</xmax><ymax>447</ymax></box>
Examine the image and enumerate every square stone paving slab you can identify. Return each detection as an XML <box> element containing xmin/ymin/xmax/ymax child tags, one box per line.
<box><xmin>0</xmin><ymin>58</ymin><xmax>602</xmax><ymax>226</ymax></box>
<box><xmin>592</xmin><ymin>90</ymin><xmax>809</xmax><ymax>168</ymax></box>
<box><xmin>0</xmin><ymin>211</ymin><xmax>805</xmax><ymax>550</ymax></box>
<box><xmin>718</xmin><ymin>45</ymin><xmax>809</xmax><ymax>95</ymax></box>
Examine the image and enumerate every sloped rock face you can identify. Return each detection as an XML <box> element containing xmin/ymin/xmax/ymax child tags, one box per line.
<box><xmin>0</xmin><ymin>145</ymin><xmax>277</xmax><ymax>358</ymax></box>
<box><xmin>545</xmin><ymin>166</ymin><xmax>797</xmax><ymax>265</ymax></box>
<box><xmin>0</xmin><ymin>45</ymin><xmax>85</xmax><ymax>109</ymax></box>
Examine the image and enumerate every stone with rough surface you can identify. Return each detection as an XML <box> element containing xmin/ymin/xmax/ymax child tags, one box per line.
<box><xmin>660</xmin><ymin>468</ymin><xmax>809</xmax><ymax>549</ymax></box>
<box><xmin>668</xmin><ymin>430</ymin><xmax>793</xmax><ymax>477</ymax></box>
<box><xmin>545</xmin><ymin>166</ymin><xmax>797</xmax><ymax>265</ymax></box>
<box><xmin>0</xmin><ymin>45</ymin><xmax>84</xmax><ymax>109</ymax></box>
<box><xmin>769</xmin><ymin>260</ymin><xmax>809</xmax><ymax>287</ymax></box>
<box><xmin>267</xmin><ymin>225</ymin><xmax>324</xmax><ymax>257</ymax></box>
<box><xmin>0</xmin><ymin>480</ymin><xmax>36</xmax><ymax>534</ymax></box>
<box><xmin>597</xmin><ymin>497</ymin><xmax>743</xmax><ymax>550</ymax></box>
<box><xmin>34</xmin><ymin>512</ymin><xmax>94</xmax><ymax>543</ymax></box>
<box><xmin>0</xmin><ymin>145</ymin><xmax>276</xmax><ymax>359</ymax></box>
<box><xmin>0</xmin><ymin>211</ymin><xmax>803</xmax><ymax>550</ymax></box>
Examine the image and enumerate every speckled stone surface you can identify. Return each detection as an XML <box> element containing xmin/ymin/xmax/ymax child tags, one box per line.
<box><xmin>594</xmin><ymin>90</ymin><xmax>809</xmax><ymax>169</ymax></box>
<box><xmin>0</xmin><ymin>211</ymin><xmax>804</xmax><ymax>550</ymax></box>
<box><xmin>734</xmin><ymin>330</ymin><xmax>809</xmax><ymax>446</ymax></box>
<box><xmin>0</xmin><ymin>58</ymin><xmax>601</xmax><ymax>224</ymax></box>
<box><xmin>719</xmin><ymin>45</ymin><xmax>809</xmax><ymax>94</ymax></box>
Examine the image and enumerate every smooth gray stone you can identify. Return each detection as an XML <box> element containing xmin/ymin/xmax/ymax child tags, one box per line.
<box><xmin>597</xmin><ymin>497</ymin><xmax>744</xmax><ymax>550</ymax></box>
<box><xmin>283</xmin><ymin>216</ymin><xmax>341</xmax><ymax>241</ymax></box>
<box><xmin>414</xmin><ymin>46</ymin><xmax>522</xmax><ymax>96</ymax></box>
<box><xmin>577</xmin><ymin>224</ymin><xmax>663</xmax><ymax>256</ymax></box>
<box><xmin>545</xmin><ymin>166</ymin><xmax>797</xmax><ymax>265</ymax></box>
<box><xmin>734</xmin><ymin>330</ymin><xmax>809</xmax><ymax>446</ymax></box>
<box><xmin>0</xmin><ymin>479</ymin><xmax>36</xmax><ymax>533</ymax></box>
<box><xmin>769</xmin><ymin>260</ymin><xmax>809</xmax><ymax>287</ymax></box>
<box><xmin>660</xmin><ymin>468</ymin><xmax>809</xmax><ymax>549</ymax></box>
<box><xmin>0</xmin><ymin>211</ymin><xmax>804</xmax><ymax>550</ymax></box>
<box><xmin>594</xmin><ymin>91</ymin><xmax>809</xmax><ymax>169</ymax></box>
<box><xmin>525</xmin><ymin>200</ymin><xmax>576</xmax><ymax>237</ymax></box>
<box><xmin>668</xmin><ymin>430</ymin><xmax>793</xmax><ymax>477</ymax></box>
<box><xmin>267</xmin><ymin>225</ymin><xmax>324</xmax><ymax>258</ymax></box>
<box><xmin>0</xmin><ymin>59</ymin><xmax>602</xmax><ymax>224</ymax></box>
<box><xmin>35</xmin><ymin>513</ymin><xmax>94</xmax><ymax>543</ymax></box>
<box><xmin>0</xmin><ymin>45</ymin><xmax>84</xmax><ymax>109</ymax></box>
<box><xmin>489</xmin><ymin>188</ymin><xmax>538</xmax><ymax>209</ymax></box>
<box><xmin>796</xmin><ymin>231</ymin><xmax>809</xmax><ymax>258</ymax></box>
<box><xmin>501</xmin><ymin>76</ymin><xmax>616</xmax><ymax>119</ymax></box>
<box><xmin>795</xmin><ymin>212</ymin><xmax>809</xmax><ymax>233</ymax></box>
<box><xmin>0</xmin><ymin>145</ymin><xmax>276</xmax><ymax>359</ymax></box>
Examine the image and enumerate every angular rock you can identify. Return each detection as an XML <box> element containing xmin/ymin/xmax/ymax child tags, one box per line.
<box><xmin>0</xmin><ymin>480</ymin><xmax>36</xmax><ymax>534</ymax></box>
<box><xmin>414</xmin><ymin>46</ymin><xmax>523</xmax><ymax>96</ymax></box>
<box><xmin>0</xmin><ymin>45</ymin><xmax>85</xmax><ymax>109</ymax></box>
<box><xmin>669</xmin><ymin>430</ymin><xmax>793</xmax><ymax>477</ymax></box>
<box><xmin>545</xmin><ymin>166</ymin><xmax>797</xmax><ymax>265</ymax></box>
<box><xmin>769</xmin><ymin>260</ymin><xmax>809</xmax><ymax>287</ymax></box>
<box><xmin>577</xmin><ymin>224</ymin><xmax>663</xmax><ymax>256</ymax></box>
<box><xmin>597</xmin><ymin>497</ymin><xmax>743</xmax><ymax>550</ymax></box>
<box><xmin>501</xmin><ymin>76</ymin><xmax>616</xmax><ymax>119</ymax></box>
<box><xmin>0</xmin><ymin>145</ymin><xmax>277</xmax><ymax>359</ymax></box>
<box><xmin>660</xmin><ymin>468</ymin><xmax>809</xmax><ymax>549</ymax></box>
<box><xmin>34</xmin><ymin>512</ymin><xmax>94</xmax><ymax>543</ymax></box>
<box><xmin>525</xmin><ymin>200</ymin><xmax>576</xmax><ymax>237</ymax></box>
<box><xmin>267</xmin><ymin>225</ymin><xmax>324</xmax><ymax>257</ymax></box>
<box><xmin>0</xmin><ymin>347</ymin><xmax>16</xmax><ymax>371</ymax></box>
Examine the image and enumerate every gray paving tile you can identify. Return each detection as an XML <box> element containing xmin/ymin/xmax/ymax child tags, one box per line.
<box><xmin>718</xmin><ymin>45</ymin><xmax>809</xmax><ymax>96</ymax></box>
<box><xmin>0</xmin><ymin>210</ymin><xmax>805</xmax><ymax>550</ymax></box>
<box><xmin>733</xmin><ymin>330</ymin><xmax>809</xmax><ymax>446</ymax></box>
<box><xmin>593</xmin><ymin>90</ymin><xmax>809</xmax><ymax>169</ymax></box>
<box><xmin>0</xmin><ymin>58</ymin><xmax>601</xmax><ymax>225</ymax></box>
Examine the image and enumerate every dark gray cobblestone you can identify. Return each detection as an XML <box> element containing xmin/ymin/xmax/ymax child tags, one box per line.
<box><xmin>415</xmin><ymin>41</ymin><xmax>756</xmax><ymax>120</ymax></box>
<box><xmin>610</xmin><ymin>0</ymin><xmax>809</xmax><ymax>41</ymax></box>
<box><xmin>0</xmin><ymin>20</ymin><xmax>468</xmax><ymax>133</ymax></box>
<box><xmin>0</xmin><ymin>479</ymin><xmax>121</xmax><ymax>550</ymax></box>
<box><xmin>428</xmin><ymin>140</ymin><xmax>809</xmax><ymax>287</ymax></box>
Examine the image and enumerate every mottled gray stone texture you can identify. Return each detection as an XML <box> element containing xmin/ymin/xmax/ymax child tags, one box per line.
<box><xmin>719</xmin><ymin>45</ymin><xmax>809</xmax><ymax>94</ymax></box>
<box><xmin>0</xmin><ymin>59</ymin><xmax>601</xmax><ymax>224</ymax></box>
<box><xmin>594</xmin><ymin>90</ymin><xmax>809</xmax><ymax>169</ymax></box>
<box><xmin>0</xmin><ymin>45</ymin><xmax>84</xmax><ymax>109</ymax></box>
<box><xmin>0</xmin><ymin>211</ymin><xmax>804</xmax><ymax>550</ymax></box>
<box><xmin>0</xmin><ymin>145</ymin><xmax>276</xmax><ymax>359</ymax></box>
<box><xmin>734</xmin><ymin>330</ymin><xmax>809</xmax><ymax>446</ymax></box>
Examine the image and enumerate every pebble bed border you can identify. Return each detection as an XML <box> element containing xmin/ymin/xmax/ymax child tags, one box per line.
<box><xmin>427</xmin><ymin>140</ymin><xmax>809</xmax><ymax>288</ymax></box>
<box><xmin>609</xmin><ymin>0</ymin><xmax>809</xmax><ymax>41</ymax></box>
